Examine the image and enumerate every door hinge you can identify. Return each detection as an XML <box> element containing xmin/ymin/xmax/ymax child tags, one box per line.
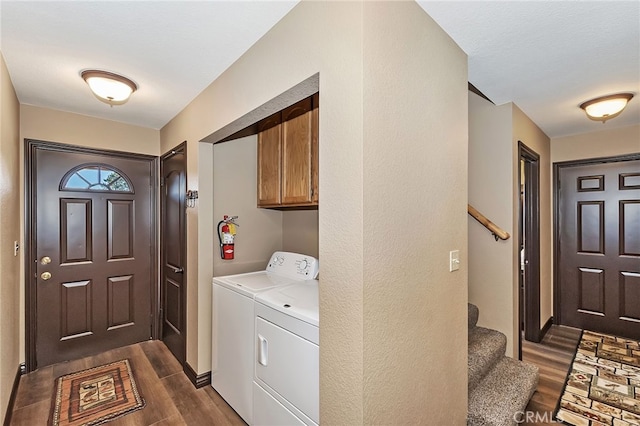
<box><xmin>160</xmin><ymin>177</ymin><xmax>165</xmax><ymax>187</ymax></box>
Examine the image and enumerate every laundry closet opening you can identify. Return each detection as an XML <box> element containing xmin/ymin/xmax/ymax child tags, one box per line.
<box><xmin>201</xmin><ymin>74</ymin><xmax>321</xmax><ymax>425</ymax></box>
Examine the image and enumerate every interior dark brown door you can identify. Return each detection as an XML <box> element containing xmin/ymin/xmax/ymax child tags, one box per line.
<box><xmin>160</xmin><ymin>144</ymin><xmax>186</xmax><ymax>364</ymax></box>
<box><xmin>518</xmin><ymin>142</ymin><xmax>541</xmax><ymax>350</ymax></box>
<box><xmin>29</xmin><ymin>142</ymin><xmax>155</xmax><ymax>368</ymax></box>
<box><xmin>557</xmin><ymin>157</ymin><xmax>640</xmax><ymax>339</ymax></box>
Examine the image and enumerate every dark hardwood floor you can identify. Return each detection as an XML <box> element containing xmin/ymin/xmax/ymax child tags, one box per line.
<box><xmin>9</xmin><ymin>326</ymin><xmax>581</xmax><ymax>425</ymax></box>
<box><xmin>521</xmin><ymin>325</ymin><xmax>582</xmax><ymax>425</ymax></box>
<box><xmin>10</xmin><ymin>340</ymin><xmax>245</xmax><ymax>425</ymax></box>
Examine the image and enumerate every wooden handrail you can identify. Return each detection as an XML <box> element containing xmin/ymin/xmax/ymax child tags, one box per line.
<box><xmin>468</xmin><ymin>204</ymin><xmax>510</xmax><ymax>241</ymax></box>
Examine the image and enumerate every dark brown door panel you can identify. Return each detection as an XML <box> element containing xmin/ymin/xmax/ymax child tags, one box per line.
<box><xmin>27</xmin><ymin>140</ymin><xmax>156</xmax><ymax>370</ymax></box>
<box><xmin>556</xmin><ymin>157</ymin><xmax>640</xmax><ymax>340</ymax></box>
<box><xmin>160</xmin><ymin>144</ymin><xmax>187</xmax><ymax>365</ymax></box>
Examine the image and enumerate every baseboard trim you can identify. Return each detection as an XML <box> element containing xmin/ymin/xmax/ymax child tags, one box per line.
<box><xmin>3</xmin><ymin>363</ymin><xmax>25</xmax><ymax>426</ymax></box>
<box><xmin>184</xmin><ymin>363</ymin><xmax>211</xmax><ymax>389</ymax></box>
<box><xmin>540</xmin><ymin>316</ymin><xmax>554</xmax><ymax>340</ymax></box>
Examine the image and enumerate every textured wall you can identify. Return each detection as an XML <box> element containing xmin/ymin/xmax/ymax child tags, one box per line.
<box><xmin>468</xmin><ymin>94</ymin><xmax>552</xmax><ymax>358</ymax></box>
<box><xmin>160</xmin><ymin>0</ymin><xmax>468</xmax><ymax>421</ymax></box>
<box><xmin>282</xmin><ymin>211</ymin><xmax>318</xmax><ymax>259</ymax></box>
<box><xmin>551</xmin><ymin>124</ymin><xmax>640</xmax><ymax>162</ymax></box>
<box><xmin>160</xmin><ymin>2</ymin><xmax>366</xmax><ymax>420</ymax></box>
<box><xmin>362</xmin><ymin>2</ymin><xmax>468</xmax><ymax>423</ymax></box>
<box><xmin>0</xmin><ymin>53</ymin><xmax>20</xmax><ymax>423</ymax></box>
<box><xmin>212</xmin><ymin>136</ymin><xmax>283</xmax><ymax>278</ymax></box>
<box><xmin>20</xmin><ymin>105</ymin><xmax>160</xmax><ymax>155</ymax></box>
<box><xmin>468</xmin><ymin>93</ymin><xmax>516</xmax><ymax>356</ymax></box>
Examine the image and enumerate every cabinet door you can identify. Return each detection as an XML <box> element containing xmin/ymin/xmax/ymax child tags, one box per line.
<box><xmin>257</xmin><ymin>114</ymin><xmax>282</xmax><ymax>207</ymax></box>
<box><xmin>311</xmin><ymin>93</ymin><xmax>319</xmax><ymax>204</ymax></box>
<box><xmin>282</xmin><ymin>98</ymin><xmax>313</xmax><ymax>205</ymax></box>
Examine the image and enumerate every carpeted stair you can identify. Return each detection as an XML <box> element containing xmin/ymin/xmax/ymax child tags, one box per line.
<box><xmin>467</xmin><ymin>303</ymin><xmax>539</xmax><ymax>426</ymax></box>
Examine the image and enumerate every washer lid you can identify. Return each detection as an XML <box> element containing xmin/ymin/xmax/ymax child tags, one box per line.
<box><xmin>256</xmin><ymin>280</ymin><xmax>319</xmax><ymax>326</ymax></box>
<box><xmin>213</xmin><ymin>271</ymin><xmax>300</xmax><ymax>297</ymax></box>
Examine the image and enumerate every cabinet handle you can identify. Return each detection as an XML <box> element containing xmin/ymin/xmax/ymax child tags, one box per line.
<box><xmin>258</xmin><ymin>334</ymin><xmax>268</xmax><ymax>366</ymax></box>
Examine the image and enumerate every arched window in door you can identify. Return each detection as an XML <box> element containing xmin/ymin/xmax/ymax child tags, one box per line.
<box><xmin>60</xmin><ymin>163</ymin><xmax>134</xmax><ymax>193</ymax></box>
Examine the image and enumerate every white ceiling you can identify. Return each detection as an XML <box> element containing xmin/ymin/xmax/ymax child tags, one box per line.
<box><xmin>418</xmin><ymin>1</ymin><xmax>640</xmax><ymax>138</ymax></box>
<box><xmin>1</xmin><ymin>1</ymin><xmax>639</xmax><ymax>138</ymax></box>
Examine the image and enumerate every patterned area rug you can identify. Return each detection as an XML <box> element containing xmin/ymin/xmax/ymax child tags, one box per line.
<box><xmin>555</xmin><ymin>330</ymin><xmax>640</xmax><ymax>426</ymax></box>
<box><xmin>50</xmin><ymin>359</ymin><xmax>145</xmax><ymax>426</ymax></box>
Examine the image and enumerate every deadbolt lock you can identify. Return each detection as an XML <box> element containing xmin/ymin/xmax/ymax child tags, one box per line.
<box><xmin>40</xmin><ymin>256</ymin><xmax>51</xmax><ymax>265</ymax></box>
<box><xmin>41</xmin><ymin>272</ymin><xmax>52</xmax><ymax>281</ymax></box>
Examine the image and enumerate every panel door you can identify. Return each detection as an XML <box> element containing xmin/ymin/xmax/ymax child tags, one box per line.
<box><xmin>257</xmin><ymin>113</ymin><xmax>282</xmax><ymax>207</ymax></box>
<box><xmin>558</xmin><ymin>159</ymin><xmax>640</xmax><ymax>339</ymax></box>
<box><xmin>282</xmin><ymin>97</ymin><xmax>313</xmax><ymax>205</ymax></box>
<box><xmin>34</xmin><ymin>147</ymin><xmax>153</xmax><ymax>368</ymax></box>
<box><xmin>161</xmin><ymin>147</ymin><xmax>186</xmax><ymax>364</ymax></box>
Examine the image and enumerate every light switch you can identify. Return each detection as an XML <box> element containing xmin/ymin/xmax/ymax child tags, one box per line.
<box><xmin>449</xmin><ymin>250</ymin><xmax>460</xmax><ymax>272</ymax></box>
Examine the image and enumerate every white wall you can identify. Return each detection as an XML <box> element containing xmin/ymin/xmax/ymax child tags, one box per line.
<box><xmin>0</xmin><ymin>52</ymin><xmax>21</xmax><ymax>423</ymax></box>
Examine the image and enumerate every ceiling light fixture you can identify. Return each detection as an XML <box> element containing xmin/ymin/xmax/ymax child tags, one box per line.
<box><xmin>81</xmin><ymin>70</ymin><xmax>138</xmax><ymax>106</ymax></box>
<box><xmin>579</xmin><ymin>93</ymin><xmax>634</xmax><ymax>123</ymax></box>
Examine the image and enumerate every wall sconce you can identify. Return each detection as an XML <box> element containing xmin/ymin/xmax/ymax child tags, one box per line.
<box><xmin>186</xmin><ymin>190</ymin><xmax>198</xmax><ymax>208</ymax></box>
<box><xmin>579</xmin><ymin>93</ymin><xmax>634</xmax><ymax>123</ymax></box>
<box><xmin>81</xmin><ymin>69</ymin><xmax>138</xmax><ymax>106</ymax></box>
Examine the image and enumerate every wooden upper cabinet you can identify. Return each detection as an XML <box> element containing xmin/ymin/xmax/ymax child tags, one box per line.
<box><xmin>257</xmin><ymin>94</ymin><xmax>319</xmax><ymax>209</ymax></box>
<box><xmin>282</xmin><ymin>97</ymin><xmax>313</xmax><ymax>205</ymax></box>
<box><xmin>311</xmin><ymin>93</ymin><xmax>319</xmax><ymax>204</ymax></box>
<box><xmin>257</xmin><ymin>113</ymin><xmax>282</xmax><ymax>206</ymax></box>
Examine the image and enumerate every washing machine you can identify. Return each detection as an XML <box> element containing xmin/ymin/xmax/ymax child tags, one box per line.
<box><xmin>212</xmin><ymin>251</ymin><xmax>318</xmax><ymax>425</ymax></box>
<box><xmin>253</xmin><ymin>279</ymin><xmax>319</xmax><ymax>426</ymax></box>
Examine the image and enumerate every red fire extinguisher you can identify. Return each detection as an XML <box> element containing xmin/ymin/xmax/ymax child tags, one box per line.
<box><xmin>217</xmin><ymin>216</ymin><xmax>238</xmax><ymax>260</ymax></box>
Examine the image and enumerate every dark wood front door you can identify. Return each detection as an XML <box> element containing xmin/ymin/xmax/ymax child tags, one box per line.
<box><xmin>556</xmin><ymin>157</ymin><xmax>640</xmax><ymax>339</ymax></box>
<box><xmin>160</xmin><ymin>144</ymin><xmax>186</xmax><ymax>364</ymax></box>
<box><xmin>27</xmin><ymin>141</ymin><xmax>156</xmax><ymax>369</ymax></box>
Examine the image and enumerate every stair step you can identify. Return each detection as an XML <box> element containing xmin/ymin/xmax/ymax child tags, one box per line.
<box><xmin>469</xmin><ymin>303</ymin><xmax>479</xmax><ymax>329</ymax></box>
<box><xmin>468</xmin><ymin>327</ymin><xmax>506</xmax><ymax>393</ymax></box>
<box><xmin>467</xmin><ymin>357</ymin><xmax>539</xmax><ymax>426</ymax></box>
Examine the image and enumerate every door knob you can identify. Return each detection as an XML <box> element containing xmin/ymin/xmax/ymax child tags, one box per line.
<box><xmin>40</xmin><ymin>256</ymin><xmax>51</xmax><ymax>265</ymax></box>
<box><xmin>41</xmin><ymin>272</ymin><xmax>52</xmax><ymax>281</ymax></box>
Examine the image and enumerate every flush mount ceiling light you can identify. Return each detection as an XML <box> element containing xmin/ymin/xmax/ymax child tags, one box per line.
<box><xmin>81</xmin><ymin>70</ymin><xmax>137</xmax><ymax>106</ymax></box>
<box><xmin>579</xmin><ymin>93</ymin><xmax>634</xmax><ymax>123</ymax></box>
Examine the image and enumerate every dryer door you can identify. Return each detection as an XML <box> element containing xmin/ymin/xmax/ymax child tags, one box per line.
<box><xmin>255</xmin><ymin>317</ymin><xmax>319</xmax><ymax>424</ymax></box>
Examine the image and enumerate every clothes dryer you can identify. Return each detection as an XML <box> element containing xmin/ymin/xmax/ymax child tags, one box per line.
<box><xmin>253</xmin><ymin>279</ymin><xmax>319</xmax><ymax>425</ymax></box>
<box><xmin>212</xmin><ymin>252</ymin><xmax>318</xmax><ymax>425</ymax></box>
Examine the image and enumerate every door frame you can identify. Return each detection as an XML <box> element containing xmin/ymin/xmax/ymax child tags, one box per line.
<box><xmin>553</xmin><ymin>153</ymin><xmax>640</xmax><ymax>326</ymax></box>
<box><xmin>159</xmin><ymin>142</ymin><xmax>187</xmax><ymax>366</ymax></box>
<box><xmin>518</xmin><ymin>141</ymin><xmax>541</xmax><ymax>349</ymax></box>
<box><xmin>24</xmin><ymin>139</ymin><xmax>159</xmax><ymax>372</ymax></box>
